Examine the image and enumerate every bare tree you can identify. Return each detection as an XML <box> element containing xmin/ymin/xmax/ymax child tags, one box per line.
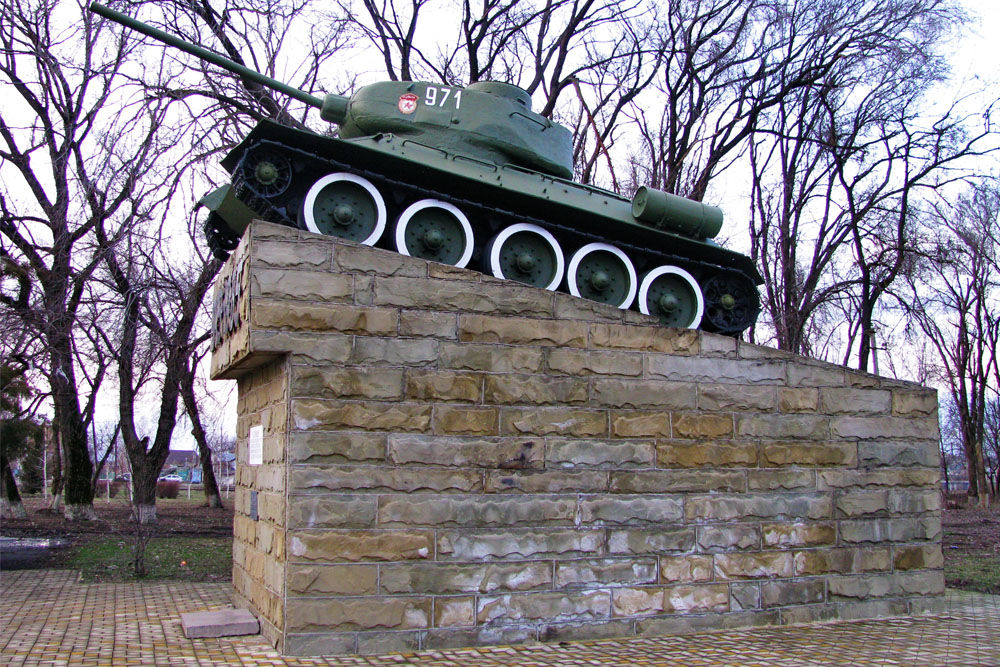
<box><xmin>902</xmin><ymin>181</ymin><xmax>999</xmax><ymax>507</ymax></box>
<box><xmin>0</xmin><ymin>0</ymin><xmax>179</xmax><ymax>518</ymax></box>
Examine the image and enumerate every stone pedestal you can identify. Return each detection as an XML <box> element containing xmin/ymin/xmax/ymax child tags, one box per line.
<box><xmin>212</xmin><ymin>221</ymin><xmax>944</xmax><ymax>656</ymax></box>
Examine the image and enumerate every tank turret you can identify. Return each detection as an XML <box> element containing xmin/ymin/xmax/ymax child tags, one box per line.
<box><xmin>90</xmin><ymin>2</ymin><xmax>762</xmax><ymax>335</ymax></box>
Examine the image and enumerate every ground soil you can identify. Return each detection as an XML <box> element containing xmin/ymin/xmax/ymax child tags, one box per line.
<box><xmin>941</xmin><ymin>497</ymin><xmax>1000</xmax><ymax>592</ymax></box>
<box><xmin>1</xmin><ymin>494</ymin><xmax>233</xmax><ymax>570</ymax></box>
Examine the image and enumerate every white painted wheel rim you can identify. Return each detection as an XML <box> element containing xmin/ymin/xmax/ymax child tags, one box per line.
<box><xmin>638</xmin><ymin>265</ymin><xmax>704</xmax><ymax>329</ymax></box>
<box><xmin>394</xmin><ymin>199</ymin><xmax>474</xmax><ymax>268</ymax></box>
<box><xmin>488</xmin><ymin>223</ymin><xmax>565</xmax><ymax>291</ymax></box>
<box><xmin>302</xmin><ymin>172</ymin><xmax>387</xmax><ymax>245</ymax></box>
<box><xmin>566</xmin><ymin>242</ymin><xmax>638</xmax><ymax>309</ymax></box>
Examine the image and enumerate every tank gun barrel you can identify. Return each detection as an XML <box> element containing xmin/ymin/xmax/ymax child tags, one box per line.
<box><xmin>88</xmin><ymin>3</ymin><xmax>349</xmax><ymax>122</ymax></box>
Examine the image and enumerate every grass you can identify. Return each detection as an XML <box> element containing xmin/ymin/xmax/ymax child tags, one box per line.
<box><xmin>64</xmin><ymin>535</ymin><xmax>233</xmax><ymax>582</ymax></box>
<box><xmin>945</xmin><ymin>550</ymin><xmax>1000</xmax><ymax>594</ymax></box>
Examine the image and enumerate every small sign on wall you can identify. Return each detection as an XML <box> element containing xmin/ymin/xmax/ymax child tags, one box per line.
<box><xmin>248</xmin><ymin>425</ymin><xmax>263</xmax><ymax>466</ymax></box>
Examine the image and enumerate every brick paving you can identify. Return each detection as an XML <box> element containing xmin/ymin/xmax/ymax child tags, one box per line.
<box><xmin>1</xmin><ymin>570</ymin><xmax>997</xmax><ymax>666</ymax></box>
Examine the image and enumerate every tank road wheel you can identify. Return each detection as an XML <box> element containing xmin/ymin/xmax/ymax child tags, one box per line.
<box><xmin>566</xmin><ymin>243</ymin><xmax>637</xmax><ymax>309</ymax></box>
<box><xmin>301</xmin><ymin>173</ymin><xmax>387</xmax><ymax>245</ymax></box>
<box><xmin>702</xmin><ymin>273</ymin><xmax>760</xmax><ymax>334</ymax></box>
<box><xmin>486</xmin><ymin>223</ymin><xmax>565</xmax><ymax>290</ymax></box>
<box><xmin>638</xmin><ymin>265</ymin><xmax>704</xmax><ymax>328</ymax></box>
<box><xmin>240</xmin><ymin>148</ymin><xmax>292</xmax><ymax>198</ymax></box>
<box><xmin>394</xmin><ymin>199</ymin><xmax>474</xmax><ymax>267</ymax></box>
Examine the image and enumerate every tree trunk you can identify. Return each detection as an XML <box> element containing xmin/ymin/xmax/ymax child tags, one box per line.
<box><xmin>181</xmin><ymin>364</ymin><xmax>223</xmax><ymax>509</ymax></box>
<box><xmin>130</xmin><ymin>438</ymin><xmax>160</xmax><ymax>525</ymax></box>
<box><xmin>0</xmin><ymin>454</ymin><xmax>27</xmax><ymax>520</ymax></box>
<box><xmin>45</xmin><ymin>428</ymin><xmax>63</xmax><ymax>513</ymax></box>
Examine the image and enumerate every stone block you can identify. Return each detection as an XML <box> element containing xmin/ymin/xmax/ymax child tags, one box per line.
<box><xmin>438</xmin><ymin>528</ymin><xmax>606</xmax><ymax>561</ymax></box>
<box><xmin>858</xmin><ymin>441</ymin><xmax>939</xmax><ymax>468</ymax></box>
<box><xmin>288</xmin><ymin>530</ymin><xmax>433</xmax><ymax>562</ymax></box>
<box><xmin>697</xmin><ymin>525</ymin><xmax>760</xmax><ymax>552</ymax></box>
<box><xmin>887</xmin><ymin>489</ymin><xmax>941</xmax><ymax>514</ymax></box>
<box><xmin>832</xmin><ymin>417</ymin><xmax>938</xmax><ymax>442</ymax></box>
<box><xmin>592</xmin><ymin>379</ymin><xmax>697</xmax><ymax>409</ymax></box>
<box><xmin>546</xmin><ymin>348</ymin><xmax>644</xmax><ymax>377</ymax></box>
<box><xmin>251</xmin><ymin>268</ymin><xmax>353</xmax><ymax>303</ymax></box>
<box><xmin>252</xmin><ymin>301</ymin><xmax>397</xmax><ymax>335</ymax></box>
<box><xmin>687</xmin><ymin>493</ymin><xmax>832</xmax><ymax>522</ymax></box>
<box><xmin>485</xmin><ymin>470</ymin><xmax>608</xmax><ymax>494</ymax></box>
<box><xmin>356</xmin><ymin>631</ymin><xmax>421</xmax><ymax>654</ymax></box>
<box><xmin>609</xmin><ymin>470</ymin><xmax>745</xmax><ymax>494</ymax></box>
<box><xmin>612</xmin><ymin>584</ymin><xmax>729</xmax><ymax>616</ymax></box>
<box><xmin>502</xmin><ymin>407</ymin><xmax>607</xmax><ymax>437</ymax></box>
<box><xmin>637</xmin><ymin>610</ymin><xmax>781</xmax><ymax>636</ymax></box>
<box><xmin>373</xmin><ymin>276</ymin><xmax>553</xmax><ymax>316</ymax></box>
<box><xmin>292</xmin><ymin>400</ymin><xmax>432</xmax><ymax>432</ymax></box>
<box><xmin>672</xmin><ymin>413</ymin><xmax>734</xmax><ymax>439</ymax></box>
<box><xmin>611</xmin><ymin>411</ymin><xmax>671</xmax><ymax>438</ymax></box>
<box><xmin>287</xmin><ymin>495</ymin><xmax>377</xmax><ymax>529</ymax></box>
<box><xmin>589</xmin><ymin>323</ymin><xmax>698</xmax><ymax>353</ymax></box>
<box><xmin>762</xmin><ymin>523</ymin><xmax>836</xmax><ymax>549</ymax></box>
<box><xmin>423</xmin><ymin>624</ymin><xmax>536</xmax><ymax>650</ymax></box>
<box><xmin>738</xmin><ymin>415</ymin><xmax>831</xmax><ymax>440</ymax></box>
<box><xmin>647</xmin><ymin>356</ymin><xmax>785</xmax><ymax>385</ymax></box>
<box><xmin>778</xmin><ymin>388</ymin><xmax>818</xmax><ymax>413</ymax></box>
<box><xmin>438</xmin><ymin>343</ymin><xmax>544</xmax><ymax>372</ymax></box>
<box><xmin>699</xmin><ymin>384</ymin><xmax>776</xmax><ymax>411</ymax></box>
<box><xmin>459</xmin><ymin>314</ymin><xmax>587</xmax><ymax>347</ymax></box>
<box><xmin>434</xmin><ymin>597</ymin><xmax>476</xmax><ymax>627</ymax></box>
<box><xmin>819</xmin><ymin>388</ymin><xmax>891</xmax><ymax>415</ymax></box>
<box><xmin>659</xmin><ymin>555</ymin><xmax>714</xmax><ymax>582</ymax></box>
<box><xmin>552</xmin><ymin>292</ymin><xmax>626</xmax><ymax>323</ymax></box>
<box><xmin>793</xmin><ymin>548</ymin><xmax>891</xmax><ymax>575</ymax></box>
<box><xmin>579</xmin><ymin>495</ymin><xmax>684</xmax><ymax>525</ymax></box>
<box><xmin>290</xmin><ymin>465</ymin><xmax>482</xmax><ymax>494</ymax></box>
<box><xmin>761</xmin><ymin>441</ymin><xmax>857</xmax><ymax>467</ymax></box>
<box><xmin>700</xmin><ymin>333</ymin><xmax>738</xmax><ymax>357</ymax></box>
<box><xmin>537</xmin><ymin>619</ymin><xmax>637</xmax><ymax>643</ymax></box>
<box><xmin>893</xmin><ymin>545</ymin><xmax>944</xmax><ymax>570</ymax></box>
<box><xmin>608</xmin><ymin>528</ymin><xmax>697</xmax><ymax>555</ymax></box>
<box><xmin>433</xmin><ymin>406</ymin><xmax>500</xmax><ymax>435</ymax></box>
<box><xmin>817</xmin><ymin>469</ymin><xmax>939</xmax><ymax>489</ymax></box>
<box><xmin>478</xmin><ymin>590</ymin><xmax>611</xmax><ymax>624</ymax></box>
<box><xmin>352</xmin><ymin>337</ymin><xmax>439</xmax><ymax>366</ymax></box>
<box><xmin>555</xmin><ymin>558</ymin><xmax>658</xmax><ymax>588</ymax></box>
<box><xmin>778</xmin><ymin>598</ymin><xmax>909</xmax><ymax>626</ymax></box>
<box><xmin>405</xmin><ymin>370</ymin><xmax>482</xmax><ymax>403</ymax></box>
<box><xmin>250</xmin><ymin>332</ymin><xmax>355</xmax><ymax>365</ymax></box>
<box><xmin>657</xmin><ymin>441</ymin><xmax>757</xmax><ymax>468</ymax></box>
<box><xmin>835</xmin><ymin>491</ymin><xmax>889</xmax><ymax>518</ymax></box>
<box><xmin>380</xmin><ymin>561</ymin><xmax>552</xmax><ymax>594</ymax></box>
<box><xmin>748</xmin><ymin>470</ymin><xmax>815</xmax><ymax>491</ymax></box>
<box><xmin>715</xmin><ymin>552</ymin><xmax>795</xmax><ymax>580</ymax></box>
<box><xmin>838</xmin><ymin>517</ymin><xmax>941</xmax><ymax>544</ymax></box>
<box><xmin>181</xmin><ymin>609</ymin><xmax>259</xmax><ymax>638</ymax></box>
<box><xmin>892</xmin><ymin>389</ymin><xmax>937</xmax><ymax>416</ymax></box>
<box><xmin>760</xmin><ymin>579</ymin><xmax>825</xmax><ymax>607</ymax></box>
<box><xmin>253</xmin><ymin>238</ymin><xmax>333</xmax><ymax>269</ymax></box>
<box><xmin>378</xmin><ymin>495</ymin><xmax>576</xmax><ymax>527</ymax></box>
<box><xmin>292</xmin><ymin>366</ymin><xmax>404</xmax><ymax>400</ymax></box>
<box><xmin>332</xmin><ymin>242</ymin><xmax>426</xmax><ymax>276</ymax></box>
<box><xmin>399</xmin><ymin>310</ymin><xmax>458</xmax><ymax>339</ymax></box>
<box><xmin>287</xmin><ymin>564</ymin><xmax>378</xmax><ymax>596</ymax></box>
<box><xmin>388</xmin><ymin>434</ymin><xmax>542</xmax><ymax>469</ymax></box>
<box><xmin>286</xmin><ymin>597</ymin><xmax>432</xmax><ymax>632</ymax></box>
<box><xmin>730</xmin><ymin>583</ymin><xmax>760</xmax><ymax>611</ymax></box>
<box><xmin>484</xmin><ymin>374</ymin><xmax>589</xmax><ymax>406</ymax></box>
<box><xmin>548</xmin><ymin>438</ymin><xmax>656</xmax><ymax>469</ymax></box>
<box><xmin>786</xmin><ymin>364</ymin><xmax>845</xmax><ymax>388</ymax></box>
<box><xmin>287</xmin><ymin>432</ymin><xmax>387</xmax><ymax>465</ymax></box>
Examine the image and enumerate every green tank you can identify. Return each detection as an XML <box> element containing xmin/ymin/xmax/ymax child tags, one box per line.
<box><xmin>90</xmin><ymin>2</ymin><xmax>762</xmax><ymax>335</ymax></box>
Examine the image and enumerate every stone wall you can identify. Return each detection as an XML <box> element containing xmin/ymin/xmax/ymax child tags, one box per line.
<box><xmin>212</xmin><ymin>221</ymin><xmax>944</xmax><ymax>656</ymax></box>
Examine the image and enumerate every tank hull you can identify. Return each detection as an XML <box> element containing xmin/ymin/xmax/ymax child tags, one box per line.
<box><xmin>205</xmin><ymin>120</ymin><xmax>761</xmax><ymax>334</ymax></box>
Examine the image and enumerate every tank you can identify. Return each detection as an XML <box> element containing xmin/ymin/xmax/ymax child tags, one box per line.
<box><xmin>90</xmin><ymin>2</ymin><xmax>762</xmax><ymax>335</ymax></box>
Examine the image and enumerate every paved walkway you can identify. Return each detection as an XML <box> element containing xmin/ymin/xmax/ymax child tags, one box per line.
<box><xmin>1</xmin><ymin>570</ymin><xmax>998</xmax><ymax>666</ymax></box>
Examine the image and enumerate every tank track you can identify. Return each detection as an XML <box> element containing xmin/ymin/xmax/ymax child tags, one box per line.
<box><xmin>209</xmin><ymin>137</ymin><xmax>760</xmax><ymax>335</ymax></box>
